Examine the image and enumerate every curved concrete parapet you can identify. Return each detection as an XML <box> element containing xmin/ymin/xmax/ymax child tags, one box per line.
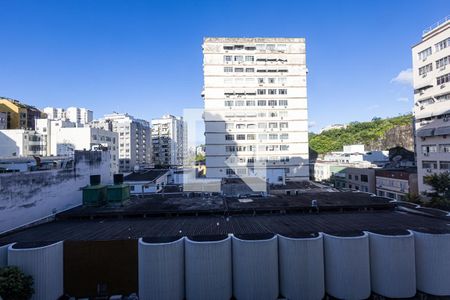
<box><xmin>413</xmin><ymin>230</ymin><xmax>450</xmax><ymax>296</ymax></box>
<box><xmin>278</xmin><ymin>233</ymin><xmax>324</xmax><ymax>300</ymax></box>
<box><xmin>368</xmin><ymin>230</ymin><xmax>416</xmax><ymax>298</ymax></box>
<box><xmin>323</xmin><ymin>232</ymin><xmax>371</xmax><ymax>300</ymax></box>
<box><xmin>185</xmin><ymin>235</ymin><xmax>232</xmax><ymax>300</ymax></box>
<box><xmin>138</xmin><ymin>236</ymin><xmax>184</xmax><ymax>300</ymax></box>
<box><xmin>0</xmin><ymin>243</ymin><xmax>13</xmax><ymax>267</ymax></box>
<box><xmin>232</xmin><ymin>233</ymin><xmax>279</xmax><ymax>300</ymax></box>
<box><xmin>8</xmin><ymin>241</ymin><xmax>64</xmax><ymax>300</ymax></box>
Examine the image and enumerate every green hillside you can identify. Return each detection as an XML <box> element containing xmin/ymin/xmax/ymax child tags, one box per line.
<box><xmin>309</xmin><ymin>114</ymin><xmax>413</xmax><ymax>154</ymax></box>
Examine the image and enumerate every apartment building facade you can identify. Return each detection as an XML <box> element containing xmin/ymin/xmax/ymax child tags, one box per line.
<box><xmin>0</xmin><ymin>97</ymin><xmax>45</xmax><ymax>130</ymax></box>
<box><xmin>43</xmin><ymin>106</ymin><xmax>93</xmax><ymax>126</ymax></box>
<box><xmin>202</xmin><ymin>38</ymin><xmax>309</xmax><ymax>180</ymax></box>
<box><xmin>412</xmin><ymin>17</ymin><xmax>450</xmax><ymax>194</ymax></box>
<box><xmin>375</xmin><ymin>168</ymin><xmax>418</xmax><ymax>201</ymax></box>
<box><xmin>151</xmin><ymin>115</ymin><xmax>185</xmax><ymax>167</ymax></box>
<box><xmin>0</xmin><ymin>129</ymin><xmax>46</xmax><ymax>157</ymax></box>
<box><xmin>91</xmin><ymin>113</ymin><xmax>151</xmax><ymax>172</ymax></box>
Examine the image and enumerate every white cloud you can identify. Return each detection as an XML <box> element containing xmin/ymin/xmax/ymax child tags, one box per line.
<box><xmin>391</xmin><ymin>68</ymin><xmax>413</xmax><ymax>86</ymax></box>
<box><xmin>396</xmin><ymin>97</ymin><xmax>409</xmax><ymax>102</ymax></box>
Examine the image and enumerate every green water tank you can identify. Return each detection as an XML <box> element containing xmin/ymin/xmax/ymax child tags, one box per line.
<box><xmin>106</xmin><ymin>184</ymin><xmax>130</xmax><ymax>205</ymax></box>
<box><xmin>82</xmin><ymin>185</ymin><xmax>107</xmax><ymax>207</ymax></box>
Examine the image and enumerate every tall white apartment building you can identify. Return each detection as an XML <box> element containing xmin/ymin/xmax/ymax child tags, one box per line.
<box><xmin>412</xmin><ymin>17</ymin><xmax>450</xmax><ymax>194</ymax></box>
<box><xmin>91</xmin><ymin>113</ymin><xmax>151</xmax><ymax>172</ymax></box>
<box><xmin>43</xmin><ymin>106</ymin><xmax>93</xmax><ymax>126</ymax></box>
<box><xmin>151</xmin><ymin>114</ymin><xmax>185</xmax><ymax>166</ymax></box>
<box><xmin>202</xmin><ymin>38</ymin><xmax>309</xmax><ymax>180</ymax></box>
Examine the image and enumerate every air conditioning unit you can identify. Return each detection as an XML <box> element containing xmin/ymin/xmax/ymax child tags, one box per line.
<box><xmin>426</xmin><ymin>168</ymin><xmax>432</xmax><ymax>173</ymax></box>
<box><xmin>441</xmin><ymin>84</ymin><xmax>446</xmax><ymax>89</ymax></box>
<box><xmin>440</xmin><ymin>66</ymin><xmax>446</xmax><ymax>71</ymax></box>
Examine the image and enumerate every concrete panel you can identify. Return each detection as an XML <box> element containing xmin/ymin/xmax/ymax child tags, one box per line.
<box><xmin>185</xmin><ymin>235</ymin><xmax>232</xmax><ymax>300</ymax></box>
<box><xmin>232</xmin><ymin>234</ymin><xmax>278</xmax><ymax>300</ymax></box>
<box><xmin>324</xmin><ymin>232</ymin><xmax>371</xmax><ymax>300</ymax></box>
<box><xmin>414</xmin><ymin>231</ymin><xmax>450</xmax><ymax>296</ymax></box>
<box><xmin>8</xmin><ymin>241</ymin><xmax>64</xmax><ymax>300</ymax></box>
<box><xmin>278</xmin><ymin>233</ymin><xmax>324</xmax><ymax>300</ymax></box>
<box><xmin>368</xmin><ymin>230</ymin><xmax>416</xmax><ymax>298</ymax></box>
<box><xmin>0</xmin><ymin>243</ymin><xmax>13</xmax><ymax>267</ymax></box>
<box><xmin>138</xmin><ymin>237</ymin><xmax>184</xmax><ymax>300</ymax></box>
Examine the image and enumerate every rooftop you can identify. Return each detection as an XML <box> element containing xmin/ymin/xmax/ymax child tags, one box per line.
<box><xmin>123</xmin><ymin>169</ymin><xmax>169</xmax><ymax>182</ymax></box>
<box><xmin>422</xmin><ymin>15</ymin><xmax>450</xmax><ymax>36</ymax></box>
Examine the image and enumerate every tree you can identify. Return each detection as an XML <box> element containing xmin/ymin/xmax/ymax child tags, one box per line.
<box><xmin>0</xmin><ymin>266</ymin><xmax>34</xmax><ymax>300</ymax></box>
<box><xmin>423</xmin><ymin>172</ymin><xmax>450</xmax><ymax>210</ymax></box>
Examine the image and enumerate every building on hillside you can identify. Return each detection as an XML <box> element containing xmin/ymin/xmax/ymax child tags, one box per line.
<box><xmin>333</xmin><ymin>167</ymin><xmax>376</xmax><ymax>193</ymax></box>
<box><xmin>412</xmin><ymin>16</ymin><xmax>450</xmax><ymax>194</ymax></box>
<box><xmin>151</xmin><ymin>115</ymin><xmax>185</xmax><ymax>167</ymax></box>
<box><xmin>0</xmin><ymin>97</ymin><xmax>45</xmax><ymax>130</ymax></box>
<box><xmin>0</xmin><ymin>112</ymin><xmax>7</xmax><ymax>129</ymax></box>
<box><xmin>43</xmin><ymin>107</ymin><xmax>93</xmax><ymax>126</ymax></box>
<box><xmin>0</xmin><ymin>129</ymin><xmax>47</xmax><ymax>157</ymax></box>
<box><xmin>318</xmin><ymin>124</ymin><xmax>347</xmax><ymax>133</ymax></box>
<box><xmin>202</xmin><ymin>38</ymin><xmax>309</xmax><ymax>180</ymax></box>
<box><xmin>91</xmin><ymin>113</ymin><xmax>151</xmax><ymax>172</ymax></box>
<box><xmin>375</xmin><ymin>168</ymin><xmax>418</xmax><ymax>201</ymax></box>
<box><xmin>323</xmin><ymin>144</ymin><xmax>389</xmax><ymax>166</ymax></box>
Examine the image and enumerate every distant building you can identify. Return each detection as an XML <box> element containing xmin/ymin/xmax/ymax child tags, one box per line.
<box><xmin>151</xmin><ymin>115</ymin><xmax>185</xmax><ymax>167</ymax></box>
<box><xmin>202</xmin><ymin>37</ymin><xmax>309</xmax><ymax>180</ymax></box>
<box><xmin>124</xmin><ymin>169</ymin><xmax>170</xmax><ymax>194</ymax></box>
<box><xmin>0</xmin><ymin>97</ymin><xmax>45</xmax><ymax>130</ymax></box>
<box><xmin>333</xmin><ymin>167</ymin><xmax>376</xmax><ymax>193</ymax></box>
<box><xmin>0</xmin><ymin>129</ymin><xmax>46</xmax><ymax>157</ymax></box>
<box><xmin>43</xmin><ymin>106</ymin><xmax>93</xmax><ymax>126</ymax></box>
<box><xmin>0</xmin><ymin>112</ymin><xmax>7</xmax><ymax>129</ymax></box>
<box><xmin>375</xmin><ymin>168</ymin><xmax>418</xmax><ymax>201</ymax></box>
<box><xmin>323</xmin><ymin>144</ymin><xmax>388</xmax><ymax>166</ymax></box>
<box><xmin>91</xmin><ymin>113</ymin><xmax>151</xmax><ymax>172</ymax></box>
<box><xmin>412</xmin><ymin>16</ymin><xmax>450</xmax><ymax>194</ymax></box>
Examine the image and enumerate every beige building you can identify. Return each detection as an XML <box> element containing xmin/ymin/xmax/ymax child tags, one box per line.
<box><xmin>412</xmin><ymin>16</ymin><xmax>450</xmax><ymax>194</ymax></box>
<box><xmin>202</xmin><ymin>38</ymin><xmax>309</xmax><ymax>180</ymax></box>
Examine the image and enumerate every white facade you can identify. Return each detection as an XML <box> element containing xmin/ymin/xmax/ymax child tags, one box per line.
<box><xmin>0</xmin><ymin>129</ymin><xmax>46</xmax><ymax>157</ymax></box>
<box><xmin>202</xmin><ymin>38</ymin><xmax>309</xmax><ymax>179</ymax></box>
<box><xmin>43</xmin><ymin>106</ymin><xmax>93</xmax><ymax>126</ymax></box>
<box><xmin>323</xmin><ymin>144</ymin><xmax>388</xmax><ymax>165</ymax></box>
<box><xmin>412</xmin><ymin>17</ymin><xmax>450</xmax><ymax>194</ymax></box>
<box><xmin>151</xmin><ymin>114</ymin><xmax>185</xmax><ymax>166</ymax></box>
<box><xmin>91</xmin><ymin>113</ymin><xmax>151</xmax><ymax>172</ymax></box>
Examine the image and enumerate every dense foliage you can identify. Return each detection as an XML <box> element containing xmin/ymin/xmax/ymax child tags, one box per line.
<box><xmin>309</xmin><ymin>114</ymin><xmax>413</xmax><ymax>154</ymax></box>
<box><xmin>0</xmin><ymin>266</ymin><xmax>34</xmax><ymax>300</ymax></box>
<box><xmin>424</xmin><ymin>172</ymin><xmax>450</xmax><ymax>210</ymax></box>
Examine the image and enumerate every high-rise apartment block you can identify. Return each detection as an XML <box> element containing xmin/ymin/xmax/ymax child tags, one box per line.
<box><xmin>43</xmin><ymin>106</ymin><xmax>93</xmax><ymax>126</ymax></box>
<box><xmin>202</xmin><ymin>38</ymin><xmax>309</xmax><ymax>180</ymax></box>
<box><xmin>151</xmin><ymin>114</ymin><xmax>185</xmax><ymax>166</ymax></box>
<box><xmin>0</xmin><ymin>97</ymin><xmax>45</xmax><ymax>130</ymax></box>
<box><xmin>91</xmin><ymin>113</ymin><xmax>151</xmax><ymax>172</ymax></box>
<box><xmin>412</xmin><ymin>17</ymin><xmax>450</xmax><ymax>194</ymax></box>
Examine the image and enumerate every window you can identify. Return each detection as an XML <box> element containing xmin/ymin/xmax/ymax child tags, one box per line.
<box><xmin>436</xmin><ymin>56</ymin><xmax>450</xmax><ymax>69</ymax></box>
<box><xmin>234</xmin><ymin>45</ymin><xmax>244</xmax><ymax>50</ymax></box>
<box><xmin>355</xmin><ymin>175</ymin><xmax>359</xmax><ymax>181</ymax></box>
<box><xmin>435</xmin><ymin>38</ymin><xmax>450</xmax><ymax>52</ymax></box>
<box><xmin>234</xmin><ymin>55</ymin><xmax>243</xmax><ymax>62</ymax></box>
<box><xmin>280</xmin><ymin>122</ymin><xmax>288</xmax><ymax>129</ymax></box>
<box><xmin>440</xmin><ymin>161</ymin><xmax>450</xmax><ymax>170</ymax></box>
<box><xmin>257</xmin><ymin>89</ymin><xmax>266</xmax><ymax>95</ymax></box>
<box><xmin>280</xmin><ymin>133</ymin><xmax>288</xmax><ymax>140</ymax></box>
<box><xmin>226</xmin><ymin>146</ymin><xmax>236</xmax><ymax>152</ymax></box>
<box><xmin>258</xmin><ymin>78</ymin><xmax>265</xmax><ymax>84</ymax></box>
<box><xmin>223</xmin><ymin>45</ymin><xmax>233</xmax><ymax>50</ymax></box>
<box><xmin>387</xmin><ymin>192</ymin><xmax>396</xmax><ymax>199</ymax></box>
<box><xmin>224</xmin><ymin>78</ymin><xmax>233</xmax><ymax>85</ymax></box>
<box><xmin>266</xmin><ymin>44</ymin><xmax>276</xmax><ymax>51</ymax></box>
<box><xmin>236</xmin><ymin>124</ymin><xmax>245</xmax><ymax>129</ymax></box>
<box><xmin>224</xmin><ymin>67</ymin><xmax>233</xmax><ymax>72</ymax></box>
<box><xmin>422</xmin><ymin>144</ymin><xmax>437</xmax><ymax>153</ymax></box>
<box><xmin>258</xmin><ymin>112</ymin><xmax>266</xmax><ymax>118</ymax></box>
<box><xmin>225</xmin><ymin>123</ymin><xmax>233</xmax><ymax>129</ymax></box>
<box><xmin>258</xmin><ymin>123</ymin><xmax>267</xmax><ymax>129</ymax></box>
<box><xmin>437</xmin><ymin>73</ymin><xmax>450</xmax><ymax>85</ymax></box>
<box><xmin>418</xmin><ymin>47</ymin><xmax>432</xmax><ymax>60</ymax></box>
<box><xmin>258</xmin><ymin>133</ymin><xmax>267</xmax><ymax>140</ymax></box>
<box><xmin>278</xmin><ymin>89</ymin><xmax>287</xmax><ymax>95</ymax></box>
<box><xmin>419</xmin><ymin>63</ymin><xmax>433</xmax><ymax>75</ymax></box>
<box><xmin>246</xmin><ymin>68</ymin><xmax>255</xmax><ymax>72</ymax></box>
<box><xmin>269</xmin><ymin>112</ymin><xmax>278</xmax><ymax>117</ymax></box>
<box><xmin>280</xmin><ymin>145</ymin><xmax>289</xmax><ymax>151</ymax></box>
<box><xmin>440</xmin><ymin>144</ymin><xmax>450</xmax><ymax>152</ymax></box>
<box><xmin>348</xmin><ymin>174</ymin><xmax>352</xmax><ymax>180</ymax></box>
<box><xmin>224</xmin><ymin>55</ymin><xmax>232</xmax><ymax>62</ymax></box>
<box><xmin>247</xmin><ymin>134</ymin><xmax>256</xmax><ymax>140</ymax></box>
<box><xmin>268</xmin><ymin>89</ymin><xmax>277</xmax><ymax>95</ymax></box>
<box><xmin>234</xmin><ymin>67</ymin><xmax>244</xmax><ymax>72</ymax></box>
<box><xmin>247</xmin><ymin>123</ymin><xmax>256</xmax><ymax>129</ymax></box>
<box><xmin>361</xmin><ymin>174</ymin><xmax>368</xmax><ymax>182</ymax></box>
<box><xmin>245</xmin><ymin>56</ymin><xmax>254</xmax><ymax>62</ymax></box>
<box><xmin>226</xmin><ymin>168</ymin><xmax>235</xmax><ymax>175</ymax></box>
<box><xmin>277</xmin><ymin>44</ymin><xmax>287</xmax><ymax>51</ymax></box>
<box><xmin>279</xmin><ymin>100</ymin><xmax>288</xmax><ymax>106</ymax></box>
<box><xmin>237</xmin><ymin>134</ymin><xmax>246</xmax><ymax>140</ymax></box>
<box><xmin>269</xmin><ymin>134</ymin><xmax>278</xmax><ymax>140</ymax></box>
<box><xmin>268</xmin><ymin>100</ymin><xmax>277</xmax><ymax>106</ymax></box>
<box><xmin>268</xmin><ymin>78</ymin><xmax>275</xmax><ymax>84</ymax></box>
<box><xmin>256</xmin><ymin>44</ymin><xmax>265</xmax><ymax>51</ymax></box>
<box><xmin>246</xmin><ymin>100</ymin><xmax>255</xmax><ymax>106</ymax></box>
<box><xmin>236</xmin><ymin>168</ymin><xmax>247</xmax><ymax>175</ymax></box>
<box><xmin>422</xmin><ymin>161</ymin><xmax>438</xmax><ymax>169</ymax></box>
<box><xmin>268</xmin><ymin>122</ymin><xmax>278</xmax><ymax>128</ymax></box>
<box><xmin>436</xmin><ymin>93</ymin><xmax>450</xmax><ymax>103</ymax></box>
<box><xmin>257</xmin><ymin>100</ymin><xmax>266</xmax><ymax>106</ymax></box>
<box><xmin>235</xmin><ymin>100</ymin><xmax>244</xmax><ymax>106</ymax></box>
<box><xmin>224</xmin><ymin>101</ymin><xmax>233</xmax><ymax>107</ymax></box>
<box><xmin>378</xmin><ymin>191</ymin><xmax>385</xmax><ymax>197</ymax></box>
<box><xmin>225</xmin><ymin>134</ymin><xmax>234</xmax><ymax>140</ymax></box>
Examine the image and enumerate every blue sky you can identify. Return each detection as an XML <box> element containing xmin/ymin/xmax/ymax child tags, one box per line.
<box><xmin>0</xmin><ymin>0</ymin><xmax>449</xmax><ymax>135</ymax></box>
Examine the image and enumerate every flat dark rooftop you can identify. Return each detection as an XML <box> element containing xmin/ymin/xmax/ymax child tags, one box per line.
<box><xmin>124</xmin><ymin>169</ymin><xmax>168</xmax><ymax>182</ymax></box>
<box><xmin>1</xmin><ymin>210</ymin><xmax>449</xmax><ymax>244</ymax></box>
<box><xmin>57</xmin><ymin>192</ymin><xmax>393</xmax><ymax>219</ymax></box>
